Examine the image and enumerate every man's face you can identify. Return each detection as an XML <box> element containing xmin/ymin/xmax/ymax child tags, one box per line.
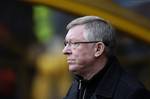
<box><xmin>62</xmin><ymin>25</ymin><xmax>95</xmax><ymax>75</ymax></box>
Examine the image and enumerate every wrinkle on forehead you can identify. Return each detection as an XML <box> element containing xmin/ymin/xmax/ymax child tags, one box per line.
<box><xmin>65</xmin><ymin>25</ymin><xmax>86</xmax><ymax>42</ymax></box>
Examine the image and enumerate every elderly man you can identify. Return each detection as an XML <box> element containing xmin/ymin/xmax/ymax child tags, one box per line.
<box><xmin>62</xmin><ymin>16</ymin><xmax>150</xmax><ymax>99</ymax></box>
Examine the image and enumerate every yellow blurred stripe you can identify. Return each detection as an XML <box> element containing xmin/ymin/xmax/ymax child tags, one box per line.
<box><xmin>26</xmin><ymin>0</ymin><xmax>150</xmax><ymax>43</ymax></box>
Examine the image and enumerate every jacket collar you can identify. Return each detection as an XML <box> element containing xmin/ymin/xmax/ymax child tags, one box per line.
<box><xmin>95</xmin><ymin>56</ymin><xmax>122</xmax><ymax>98</ymax></box>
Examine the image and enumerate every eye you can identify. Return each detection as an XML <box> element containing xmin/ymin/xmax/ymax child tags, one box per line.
<box><xmin>71</xmin><ymin>42</ymin><xmax>80</xmax><ymax>47</ymax></box>
<box><xmin>72</xmin><ymin>42</ymin><xmax>78</xmax><ymax>45</ymax></box>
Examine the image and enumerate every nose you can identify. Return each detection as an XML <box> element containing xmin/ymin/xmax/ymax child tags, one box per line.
<box><xmin>62</xmin><ymin>45</ymin><xmax>72</xmax><ymax>55</ymax></box>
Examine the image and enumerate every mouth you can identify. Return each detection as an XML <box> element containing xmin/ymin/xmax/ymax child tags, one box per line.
<box><xmin>67</xmin><ymin>59</ymin><xmax>75</xmax><ymax>64</ymax></box>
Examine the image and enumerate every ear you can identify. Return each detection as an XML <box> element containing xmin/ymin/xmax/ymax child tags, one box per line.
<box><xmin>94</xmin><ymin>42</ymin><xmax>105</xmax><ymax>57</ymax></box>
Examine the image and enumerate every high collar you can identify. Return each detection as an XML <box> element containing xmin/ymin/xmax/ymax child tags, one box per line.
<box><xmin>73</xmin><ymin>56</ymin><xmax>123</xmax><ymax>98</ymax></box>
<box><xmin>67</xmin><ymin>56</ymin><xmax>123</xmax><ymax>99</ymax></box>
<box><xmin>73</xmin><ymin>63</ymin><xmax>108</xmax><ymax>86</ymax></box>
<box><xmin>95</xmin><ymin>56</ymin><xmax>123</xmax><ymax>98</ymax></box>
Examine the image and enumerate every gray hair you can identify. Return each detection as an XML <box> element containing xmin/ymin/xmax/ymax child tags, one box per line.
<box><xmin>66</xmin><ymin>16</ymin><xmax>116</xmax><ymax>57</ymax></box>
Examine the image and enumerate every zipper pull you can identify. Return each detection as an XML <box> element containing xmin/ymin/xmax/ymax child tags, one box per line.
<box><xmin>78</xmin><ymin>80</ymin><xmax>82</xmax><ymax>90</ymax></box>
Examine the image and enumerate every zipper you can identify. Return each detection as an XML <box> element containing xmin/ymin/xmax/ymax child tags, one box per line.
<box><xmin>82</xmin><ymin>87</ymin><xmax>87</xmax><ymax>99</ymax></box>
<box><xmin>78</xmin><ymin>79</ymin><xmax>87</xmax><ymax>99</ymax></box>
<box><xmin>78</xmin><ymin>80</ymin><xmax>82</xmax><ymax>90</ymax></box>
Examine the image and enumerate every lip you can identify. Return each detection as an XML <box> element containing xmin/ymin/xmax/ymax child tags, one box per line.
<box><xmin>67</xmin><ymin>59</ymin><xmax>75</xmax><ymax>64</ymax></box>
<box><xmin>67</xmin><ymin>58</ymin><xmax>74</xmax><ymax>61</ymax></box>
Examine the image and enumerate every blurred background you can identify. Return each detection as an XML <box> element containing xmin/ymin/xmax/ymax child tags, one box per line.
<box><xmin>0</xmin><ymin>0</ymin><xmax>150</xmax><ymax>99</ymax></box>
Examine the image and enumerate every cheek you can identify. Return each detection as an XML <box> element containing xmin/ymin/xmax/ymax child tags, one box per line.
<box><xmin>75</xmin><ymin>49</ymin><xmax>94</xmax><ymax>64</ymax></box>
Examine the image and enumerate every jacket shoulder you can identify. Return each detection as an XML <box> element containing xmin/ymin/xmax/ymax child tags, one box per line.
<box><xmin>114</xmin><ymin>71</ymin><xmax>150</xmax><ymax>99</ymax></box>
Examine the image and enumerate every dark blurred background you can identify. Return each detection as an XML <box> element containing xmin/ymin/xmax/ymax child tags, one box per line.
<box><xmin>0</xmin><ymin>0</ymin><xmax>150</xmax><ymax>99</ymax></box>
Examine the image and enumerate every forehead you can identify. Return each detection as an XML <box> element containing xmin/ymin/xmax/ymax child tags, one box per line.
<box><xmin>65</xmin><ymin>25</ymin><xmax>86</xmax><ymax>41</ymax></box>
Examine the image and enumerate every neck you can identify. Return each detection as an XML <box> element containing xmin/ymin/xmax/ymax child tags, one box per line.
<box><xmin>81</xmin><ymin>56</ymin><xmax>108</xmax><ymax>80</ymax></box>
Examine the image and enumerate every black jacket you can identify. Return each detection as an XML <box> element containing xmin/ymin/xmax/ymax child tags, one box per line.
<box><xmin>64</xmin><ymin>56</ymin><xmax>150</xmax><ymax>99</ymax></box>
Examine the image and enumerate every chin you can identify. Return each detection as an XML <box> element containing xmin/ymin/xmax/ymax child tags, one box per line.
<box><xmin>69</xmin><ymin>65</ymin><xmax>79</xmax><ymax>73</ymax></box>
